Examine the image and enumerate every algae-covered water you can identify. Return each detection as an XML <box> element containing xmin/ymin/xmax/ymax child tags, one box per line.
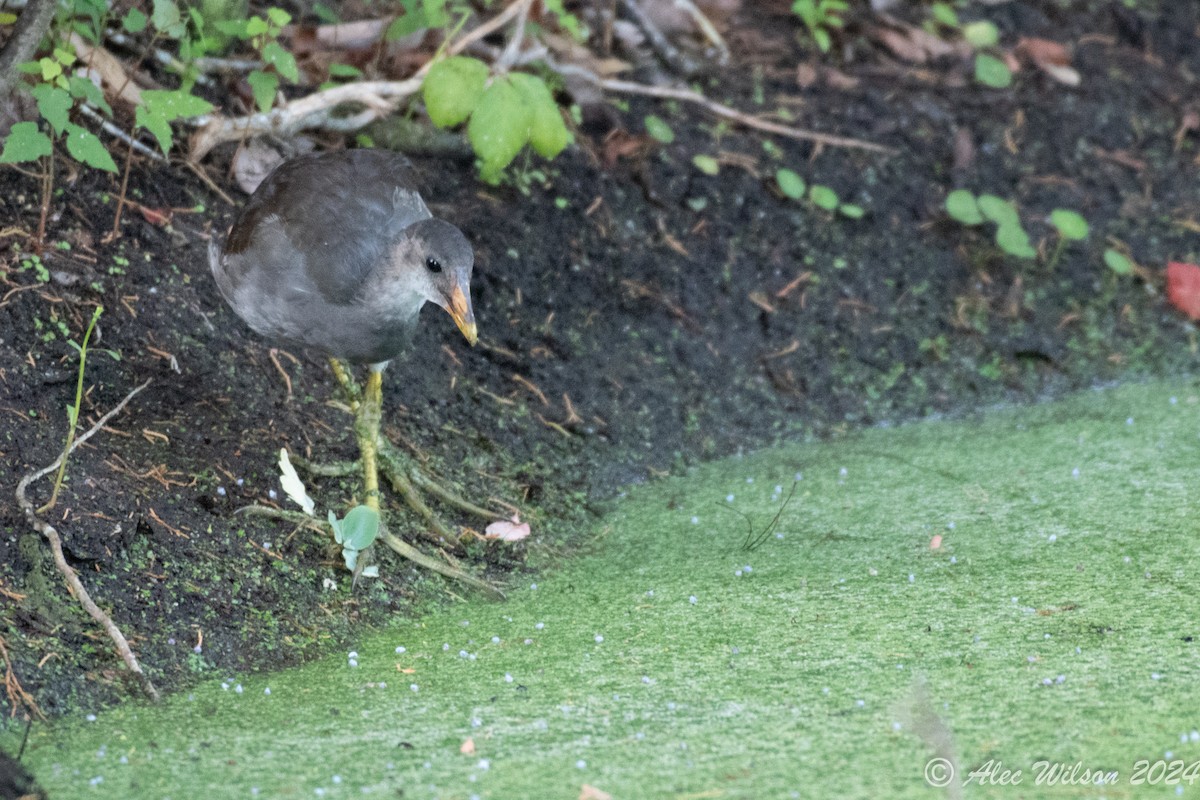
<box><xmin>9</xmin><ymin>381</ymin><xmax>1200</xmax><ymax>798</ymax></box>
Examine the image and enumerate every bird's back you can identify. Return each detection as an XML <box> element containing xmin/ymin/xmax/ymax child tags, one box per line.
<box><xmin>221</xmin><ymin>150</ymin><xmax>432</xmax><ymax>305</ymax></box>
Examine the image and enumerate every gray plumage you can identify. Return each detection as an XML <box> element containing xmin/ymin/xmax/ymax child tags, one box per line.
<box><xmin>210</xmin><ymin>149</ymin><xmax>475</xmax><ymax>365</ymax></box>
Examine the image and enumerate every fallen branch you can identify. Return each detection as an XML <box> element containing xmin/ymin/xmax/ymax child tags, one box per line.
<box><xmin>15</xmin><ymin>378</ymin><xmax>159</xmax><ymax>703</ymax></box>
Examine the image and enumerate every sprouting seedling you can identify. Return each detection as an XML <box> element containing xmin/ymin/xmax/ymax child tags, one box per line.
<box><xmin>944</xmin><ymin>190</ymin><xmax>1035</xmax><ymax>260</ymax></box>
<box><xmin>328</xmin><ymin>506</ymin><xmax>380</xmax><ymax>576</ymax></box>
<box><xmin>1047</xmin><ymin>209</ymin><xmax>1088</xmax><ymax>270</ymax></box>
<box><xmin>1103</xmin><ymin>248</ymin><xmax>1134</xmax><ymax>276</ymax></box>
<box><xmin>40</xmin><ymin>306</ymin><xmax>105</xmax><ymax>513</ymax></box>
<box><xmin>278</xmin><ymin>447</ymin><xmax>379</xmax><ymax>577</ymax></box>
<box><xmin>777</xmin><ymin>171</ymin><xmax>864</xmax><ymax>218</ymax></box>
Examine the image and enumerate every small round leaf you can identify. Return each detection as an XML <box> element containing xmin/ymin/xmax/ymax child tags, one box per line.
<box><xmin>995</xmin><ymin>222</ymin><xmax>1035</xmax><ymax>259</ymax></box>
<box><xmin>977</xmin><ymin>194</ymin><xmax>1019</xmax><ymax>227</ymax></box>
<box><xmin>775</xmin><ymin>168</ymin><xmax>806</xmax><ymax>200</ymax></box>
<box><xmin>962</xmin><ymin>20</ymin><xmax>999</xmax><ymax>48</ymax></box>
<box><xmin>644</xmin><ymin>114</ymin><xmax>675</xmax><ymax>144</ymax></box>
<box><xmin>692</xmin><ymin>155</ymin><xmax>720</xmax><ymax>175</ymax></box>
<box><xmin>1104</xmin><ymin>249</ymin><xmax>1134</xmax><ymax>275</ymax></box>
<box><xmin>1049</xmin><ymin>209</ymin><xmax>1088</xmax><ymax>241</ymax></box>
<box><xmin>945</xmin><ymin>189</ymin><xmax>983</xmax><ymax>225</ymax></box>
<box><xmin>974</xmin><ymin>53</ymin><xmax>1013</xmax><ymax>89</ymax></box>
<box><xmin>809</xmin><ymin>184</ymin><xmax>840</xmax><ymax>211</ymax></box>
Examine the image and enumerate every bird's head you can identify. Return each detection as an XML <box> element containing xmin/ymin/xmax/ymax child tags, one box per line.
<box><xmin>396</xmin><ymin>218</ymin><xmax>477</xmax><ymax>346</ymax></box>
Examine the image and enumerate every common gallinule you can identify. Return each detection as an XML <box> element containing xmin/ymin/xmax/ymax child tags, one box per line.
<box><xmin>210</xmin><ymin>149</ymin><xmax>498</xmax><ymax>594</ymax></box>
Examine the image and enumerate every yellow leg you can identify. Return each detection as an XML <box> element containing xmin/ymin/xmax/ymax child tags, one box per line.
<box><xmin>358</xmin><ymin>368</ymin><xmax>384</xmax><ymax>513</ymax></box>
<box><xmin>321</xmin><ymin>359</ymin><xmax>504</xmax><ymax>600</ymax></box>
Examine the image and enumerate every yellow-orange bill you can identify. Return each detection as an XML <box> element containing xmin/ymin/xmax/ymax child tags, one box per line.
<box><xmin>445</xmin><ymin>283</ymin><xmax>478</xmax><ymax>346</ymax></box>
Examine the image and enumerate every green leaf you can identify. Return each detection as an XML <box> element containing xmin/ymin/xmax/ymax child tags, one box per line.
<box><xmin>838</xmin><ymin>203</ymin><xmax>865</xmax><ymax>219</ymax></box>
<box><xmin>245</xmin><ymin>16</ymin><xmax>269</xmax><ymax>37</ymax></box>
<box><xmin>64</xmin><ymin>123</ymin><xmax>117</xmax><ymax>172</ymax></box>
<box><xmin>313</xmin><ymin>3</ymin><xmax>339</xmax><ymax>24</ymax></box>
<box><xmin>38</xmin><ymin>57</ymin><xmax>63</xmax><ymax>82</ymax></box>
<box><xmin>977</xmin><ymin>194</ymin><xmax>1019</xmax><ymax>227</ymax></box>
<box><xmin>142</xmin><ymin>89</ymin><xmax>215</xmax><ymax>119</ymax></box>
<box><xmin>135</xmin><ymin>106</ymin><xmax>173</xmax><ymax>155</ymax></box>
<box><xmin>339</xmin><ymin>506</ymin><xmax>380</xmax><ymax>551</ymax></box>
<box><xmin>468</xmin><ymin>77</ymin><xmax>533</xmax><ymax>183</ymax></box>
<box><xmin>0</xmin><ymin>122</ymin><xmax>52</xmax><ymax>163</ymax></box>
<box><xmin>644</xmin><ymin>114</ymin><xmax>675</xmax><ymax>144</ymax></box>
<box><xmin>214</xmin><ymin>18</ymin><xmax>251</xmax><ymax>38</ymax></box>
<box><xmin>1049</xmin><ymin>209</ymin><xmax>1088</xmax><ymax>241</ymax></box>
<box><xmin>1104</xmin><ymin>249</ymin><xmax>1134</xmax><ymax>275</ymax></box>
<box><xmin>247</xmin><ymin>69</ymin><xmax>279</xmax><ymax>113</ymax></box>
<box><xmin>813</xmin><ymin>27</ymin><xmax>831</xmax><ymax>53</ymax></box>
<box><xmin>930</xmin><ymin>3</ymin><xmax>958</xmax><ymax>27</ymax></box>
<box><xmin>945</xmin><ymin>189</ymin><xmax>983</xmax><ymax>225</ymax></box>
<box><xmin>509</xmin><ymin>72</ymin><xmax>571</xmax><ymax>159</ymax></box>
<box><xmin>423</xmin><ymin>56</ymin><xmax>489</xmax><ymax>128</ymax></box>
<box><xmin>266</xmin><ymin>6</ymin><xmax>291</xmax><ymax>27</ymax></box>
<box><xmin>151</xmin><ymin>0</ymin><xmax>186</xmax><ymax>38</ymax></box>
<box><xmin>692</xmin><ymin>155</ymin><xmax>720</xmax><ymax>175</ymax></box>
<box><xmin>421</xmin><ymin>0</ymin><xmax>449</xmax><ymax>28</ymax></box>
<box><xmin>386</xmin><ymin>0</ymin><xmax>435</xmax><ymax>39</ymax></box>
<box><xmin>809</xmin><ymin>184</ymin><xmax>840</xmax><ymax>211</ymax></box>
<box><xmin>962</xmin><ymin>20</ymin><xmax>999</xmax><ymax>48</ymax></box>
<box><xmin>123</xmin><ymin>7</ymin><xmax>148</xmax><ymax>33</ymax></box>
<box><xmin>328</xmin><ymin>63</ymin><xmax>362</xmax><ymax>78</ymax></box>
<box><xmin>775</xmin><ymin>168</ymin><xmax>806</xmax><ymax>199</ymax></box>
<box><xmin>261</xmin><ymin>40</ymin><xmax>299</xmax><ymax>83</ymax></box>
<box><xmin>995</xmin><ymin>222</ymin><xmax>1035</xmax><ymax>259</ymax></box>
<box><xmin>31</xmin><ymin>85</ymin><xmax>72</xmax><ymax>136</ymax></box>
<box><xmin>69</xmin><ymin>75</ymin><xmax>112</xmax><ymax>116</ymax></box>
<box><xmin>974</xmin><ymin>53</ymin><xmax>1012</xmax><ymax>88</ymax></box>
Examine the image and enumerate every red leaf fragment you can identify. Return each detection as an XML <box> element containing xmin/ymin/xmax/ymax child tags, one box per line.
<box><xmin>1166</xmin><ymin>261</ymin><xmax>1200</xmax><ymax>320</ymax></box>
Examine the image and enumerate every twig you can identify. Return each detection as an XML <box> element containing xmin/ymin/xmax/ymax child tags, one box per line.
<box><xmin>495</xmin><ymin>0</ymin><xmax>534</xmax><ymax>72</ymax></box>
<box><xmin>673</xmin><ymin>0</ymin><xmax>730</xmax><ymax>63</ymax></box>
<box><xmin>15</xmin><ymin>379</ymin><xmax>159</xmax><ymax>702</ymax></box>
<box><xmin>598</xmin><ymin>76</ymin><xmax>896</xmax><ymax>154</ymax></box>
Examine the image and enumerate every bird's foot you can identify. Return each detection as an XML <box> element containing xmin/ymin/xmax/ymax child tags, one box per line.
<box><xmin>289</xmin><ymin>447</ymin><xmax>500</xmax><ymax>550</ymax></box>
<box><xmin>376</xmin><ymin>438</ymin><xmax>503</xmax><ymax>545</ymax></box>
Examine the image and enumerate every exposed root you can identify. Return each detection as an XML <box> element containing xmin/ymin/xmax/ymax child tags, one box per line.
<box><xmin>15</xmin><ymin>379</ymin><xmax>160</xmax><ymax>703</ymax></box>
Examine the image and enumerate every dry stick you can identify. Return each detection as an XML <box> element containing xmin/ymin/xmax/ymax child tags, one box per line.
<box><xmin>15</xmin><ymin>378</ymin><xmax>160</xmax><ymax>703</ymax></box>
<box><xmin>673</xmin><ymin>0</ymin><xmax>730</xmax><ymax>62</ymax></box>
<box><xmin>597</xmin><ymin>77</ymin><xmax>897</xmax><ymax>154</ymax></box>
<box><xmin>495</xmin><ymin>0</ymin><xmax>534</xmax><ymax>72</ymax></box>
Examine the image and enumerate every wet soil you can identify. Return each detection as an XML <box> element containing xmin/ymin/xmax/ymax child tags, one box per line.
<box><xmin>2</xmin><ymin>0</ymin><xmax>1199</xmax><ymax>719</ymax></box>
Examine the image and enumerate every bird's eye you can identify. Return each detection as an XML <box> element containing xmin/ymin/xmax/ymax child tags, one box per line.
<box><xmin>426</xmin><ymin>257</ymin><xmax>443</xmax><ymax>273</ymax></box>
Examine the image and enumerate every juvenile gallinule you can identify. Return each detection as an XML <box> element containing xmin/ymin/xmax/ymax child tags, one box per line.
<box><xmin>210</xmin><ymin>149</ymin><xmax>499</xmax><ymax>595</ymax></box>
